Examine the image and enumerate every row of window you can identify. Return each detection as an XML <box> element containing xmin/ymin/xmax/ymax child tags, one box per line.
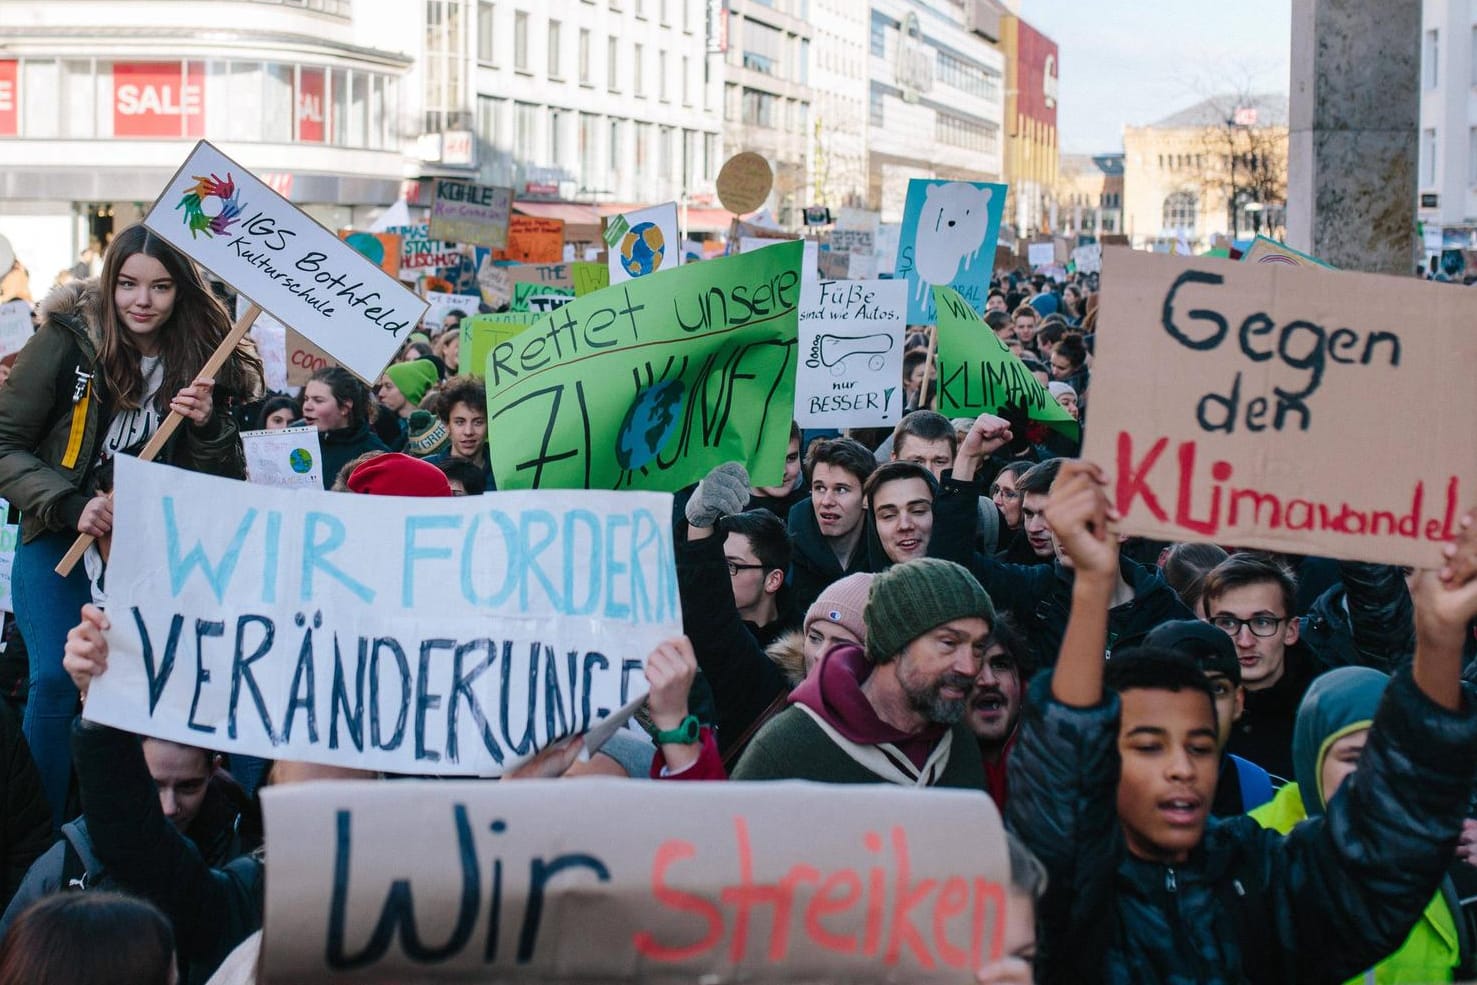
<box><xmin>936</xmin><ymin>111</ymin><xmax>999</xmax><ymax>154</ymax></box>
<box><xmin>870</xmin><ymin>11</ymin><xmax>1000</xmax><ymax>96</ymax></box>
<box><xmin>1416</xmin><ymin>126</ymin><xmax>1477</xmax><ymax>187</ymax></box>
<box><xmin>1063</xmin><ymin>191</ymin><xmax>1122</xmax><ymax>209</ymax></box>
<box><xmin>737</xmin><ymin>17</ymin><xmax>809</xmax><ymax>86</ymax></box>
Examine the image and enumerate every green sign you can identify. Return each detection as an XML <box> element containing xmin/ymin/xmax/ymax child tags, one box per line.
<box><xmin>933</xmin><ymin>286</ymin><xmax>1079</xmax><ymax>439</ymax></box>
<box><xmin>572</xmin><ymin>261</ymin><xmax>610</xmax><ymax>296</ymax></box>
<box><xmin>511</xmin><ymin>281</ymin><xmax>576</xmax><ymax>313</ymax></box>
<box><xmin>486</xmin><ymin>241</ymin><xmax>802</xmax><ymax>491</ymax></box>
<box><xmin>459</xmin><ymin>313</ymin><xmax>539</xmax><ymax>380</ymax></box>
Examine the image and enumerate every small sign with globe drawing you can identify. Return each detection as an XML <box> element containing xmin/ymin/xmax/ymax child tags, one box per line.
<box><xmin>606</xmin><ymin>202</ymin><xmax>681</xmax><ymax>286</ymax></box>
<box><xmin>241</xmin><ymin>425</ymin><xmax>324</xmax><ymax>490</ymax></box>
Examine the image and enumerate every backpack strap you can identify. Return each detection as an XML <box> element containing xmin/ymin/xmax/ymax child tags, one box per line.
<box><xmin>721</xmin><ymin>690</ymin><xmax>790</xmax><ymax>772</ymax></box>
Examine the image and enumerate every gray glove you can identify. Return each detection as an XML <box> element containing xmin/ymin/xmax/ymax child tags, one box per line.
<box><xmin>685</xmin><ymin>461</ymin><xmax>751</xmax><ymax>528</ymax></box>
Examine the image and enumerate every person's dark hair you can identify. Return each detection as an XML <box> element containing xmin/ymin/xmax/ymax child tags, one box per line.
<box><xmin>98</xmin><ymin>223</ymin><xmax>263</xmax><ymax>412</ymax></box>
<box><xmin>787</xmin><ymin>419</ymin><xmax>801</xmax><ymax>445</ymax></box>
<box><xmin>985</xmin><ymin>611</ymin><xmax>1035</xmax><ymax>680</ymax></box>
<box><xmin>998</xmin><ymin>459</ymin><xmax>1034</xmax><ymax>482</ymax></box>
<box><xmin>1103</xmin><ymin>646</ymin><xmax>1217</xmax><ymax>721</ymax></box>
<box><xmin>0</xmin><ymin>892</ymin><xmax>175</xmax><ymax>985</ymax></box>
<box><xmin>904</xmin><ymin>332</ymin><xmax>931</xmax><ymax>352</ymax></box>
<box><xmin>1016</xmin><ymin>457</ymin><xmax>1064</xmax><ymax>497</ymax></box>
<box><xmin>435</xmin><ymin>374</ymin><xmax>487</xmax><ymax>423</ymax></box>
<box><xmin>437</xmin><ymin>457</ymin><xmax>487</xmax><ymax>495</ymax></box>
<box><xmin>1019</xmin><ymin>356</ymin><xmax>1048</xmax><ymax>376</ymax></box>
<box><xmin>256</xmin><ymin>394</ymin><xmax>301</xmax><ymax>430</ymax></box>
<box><xmin>892</xmin><ymin>410</ymin><xmax>957</xmax><ymax>457</ymax></box>
<box><xmin>903</xmin><ymin>349</ymin><xmax>928</xmax><ymax>375</ymax></box>
<box><xmin>1054</xmin><ymin>334</ymin><xmax>1087</xmax><ymax>370</ymax></box>
<box><xmin>1162</xmin><ymin>541</ymin><xmax>1231</xmax><ymax>613</ymax></box>
<box><xmin>804</xmin><ymin>436</ymin><xmax>876</xmax><ymax>486</ymax></box>
<box><xmin>1200</xmin><ymin>552</ymin><xmax>1298</xmax><ymax>619</ymax></box>
<box><xmin>403</xmin><ymin>341</ymin><xmax>434</xmax><ymax>361</ymax></box>
<box><xmin>720</xmin><ymin>509</ymin><xmax>793</xmax><ymax>574</ymax></box>
<box><xmin>863</xmin><ymin>460</ymin><xmax>939</xmax><ymax>506</ymax></box>
<box><xmin>1036</xmin><ymin>323</ymin><xmax>1067</xmax><ymax>350</ymax></box>
<box><xmin>1011</xmin><ymin>303</ymin><xmax>1038</xmax><ymax>322</ymax></box>
<box><xmin>309</xmin><ymin>366</ymin><xmax>371</xmax><ymax>429</ymax></box>
<box><xmin>984</xmin><ymin>309</ymin><xmax>1010</xmax><ymax>333</ymax></box>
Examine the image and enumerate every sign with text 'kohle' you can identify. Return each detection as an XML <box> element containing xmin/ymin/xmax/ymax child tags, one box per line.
<box><xmin>145</xmin><ymin>141</ymin><xmax>425</xmax><ymax>382</ymax></box>
<box><xmin>1083</xmin><ymin>248</ymin><xmax>1477</xmax><ymax>566</ymax></box>
<box><xmin>259</xmin><ymin>779</ymin><xmax>1009</xmax><ymax>984</ymax></box>
<box><xmin>82</xmin><ymin>457</ymin><xmax>680</xmax><ymax>776</ymax></box>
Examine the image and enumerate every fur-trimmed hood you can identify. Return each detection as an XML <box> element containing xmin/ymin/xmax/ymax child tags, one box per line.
<box><xmin>37</xmin><ymin>277</ymin><xmax>105</xmax><ymax>349</ymax></box>
<box><xmin>766</xmin><ymin>630</ymin><xmax>807</xmax><ymax>687</ymax></box>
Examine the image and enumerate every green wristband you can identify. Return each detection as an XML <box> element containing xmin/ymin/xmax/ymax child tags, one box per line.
<box><xmin>650</xmin><ymin>714</ymin><xmax>700</xmax><ymax>745</ymax></box>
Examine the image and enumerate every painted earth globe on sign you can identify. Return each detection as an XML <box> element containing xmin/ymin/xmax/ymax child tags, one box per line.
<box><xmin>289</xmin><ymin>448</ymin><xmax>314</xmax><ymax>474</ymax></box>
<box><xmin>620</xmin><ymin>221</ymin><xmax>666</xmax><ymax>278</ymax></box>
<box><xmin>615</xmin><ymin>379</ymin><xmax>685</xmax><ymax>471</ymax></box>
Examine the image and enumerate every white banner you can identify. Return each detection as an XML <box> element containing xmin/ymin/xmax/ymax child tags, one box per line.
<box><xmin>0</xmin><ymin>300</ymin><xmax>32</xmax><ymax>360</ymax></box>
<box><xmin>241</xmin><ymin>425</ymin><xmax>324</xmax><ymax>490</ymax></box>
<box><xmin>797</xmin><ymin>279</ymin><xmax>907</xmax><ymax>428</ymax></box>
<box><xmin>84</xmin><ymin>457</ymin><xmax>681</xmax><ymax>775</ymax></box>
<box><xmin>145</xmin><ymin>141</ymin><xmax>426</xmax><ymax>382</ymax></box>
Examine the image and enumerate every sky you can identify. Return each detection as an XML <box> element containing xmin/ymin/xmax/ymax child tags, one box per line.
<box><xmin>1021</xmin><ymin>0</ymin><xmax>1293</xmax><ymax>154</ymax></box>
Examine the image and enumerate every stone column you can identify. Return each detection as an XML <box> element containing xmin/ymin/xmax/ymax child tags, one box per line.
<box><xmin>1286</xmin><ymin>0</ymin><xmax>1421</xmax><ymax>274</ymax></box>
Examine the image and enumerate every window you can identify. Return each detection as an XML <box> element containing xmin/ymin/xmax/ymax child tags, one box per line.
<box><xmin>936</xmin><ymin>49</ymin><xmax>996</xmax><ymax>100</ymax></box>
<box><xmin>635</xmin><ymin>121</ymin><xmax>651</xmax><ymax>169</ymax></box>
<box><xmin>579</xmin><ymin>112</ymin><xmax>599</xmax><ymax>187</ymax></box>
<box><xmin>1162</xmin><ymin>190</ymin><xmax>1197</xmax><ymax>233</ymax></box>
<box><xmin>607</xmin><ymin>36</ymin><xmax>619</xmax><ymax>90</ymax></box>
<box><xmin>660</xmin><ymin>0</ymin><xmax>669</xmax><ymax>24</ymax></box>
<box><xmin>609</xmin><ymin>118</ymin><xmax>623</xmax><ymax>170</ymax></box>
<box><xmin>579</xmin><ymin>29</ymin><xmax>591</xmax><ymax>84</ymax></box>
<box><xmin>741</xmin><ymin>87</ymin><xmax>775</xmax><ymax>127</ymax></box>
<box><xmin>743</xmin><ymin>20</ymin><xmax>783</xmax><ymax>76</ymax></box>
<box><xmin>635</xmin><ymin>0</ymin><xmax>645</xmax><ymax>17</ymax></box>
<box><xmin>634</xmin><ymin>43</ymin><xmax>644</xmax><ymax>96</ymax></box>
<box><xmin>514</xmin><ymin>100</ymin><xmax>538</xmax><ymax>160</ymax></box>
<box><xmin>704</xmin><ymin>132</ymin><xmax>717</xmax><ymax>180</ymax></box>
<box><xmin>659</xmin><ymin>50</ymin><xmax>669</xmax><ymax>101</ymax></box>
<box><xmin>477</xmin><ymin>2</ymin><xmax>495</xmax><ymax>64</ymax></box>
<box><xmin>935</xmin><ymin>111</ymin><xmax>997</xmax><ymax>154</ymax></box>
<box><xmin>659</xmin><ymin>124</ymin><xmax>673</xmax><ymax>177</ymax></box>
<box><xmin>682</xmin><ymin>55</ymin><xmax>690</xmax><ymax>105</ymax></box>
<box><xmin>514</xmin><ymin>11</ymin><xmax>530</xmax><ymax>72</ymax></box>
<box><xmin>1425</xmin><ymin>29</ymin><xmax>1439</xmax><ymax>89</ymax></box>
<box><xmin>869</xmin><ymin>86</ymin><xmax>883</xmax><ymax>127</ymax></box>
<box><xmin>1422</xmin><ymin>128</ymin><xmax>1437</xmax><ymax>185</ymax></box>
<box><xmin>870</xmin><ymin>11</ymin><xmax>894</xmax><ymax>57</ymax></box>
<box><xmin>549</xmin><ymin>108</ymin><xmax>563</xmax><ymax>164</ymax></box>
<box><xmin>548</xmin><ymin>20</ymin><xmax>562</xmax><ymax>78</ymax></box>
<box><xmin>684</xmin><ymin>0</ymin><xmax>692</xmax><ymax>33</ymax></box>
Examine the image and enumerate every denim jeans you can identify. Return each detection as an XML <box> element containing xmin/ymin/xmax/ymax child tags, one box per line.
<box><xmin>13</xmin><ymin>529</ymin><xmax>92</xmax><ymax>828</ymax></box>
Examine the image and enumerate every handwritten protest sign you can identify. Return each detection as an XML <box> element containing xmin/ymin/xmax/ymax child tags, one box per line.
<box><xmin>145</xmin><ymin>141</ymin><xmax>426</xmax><ymax>382</ymax></box>
<box><xmin>337</xmin><ymin>230</ymin><xmax>403</xmax><ymax>277</ymax></box>
<box><xmin>83</xmin><ymin>456</ymin><xmax>680</xmax><ymax>774</ymax></box>
<box><xmin>511</xmin><ymin>282</ymin><xmax>575</xmax><ymax>314</ymax></box>
<box><xmin>895</xmin><ymin>179</ymin><xmax>1007</xmax><ymax>324</ymax></box>
<box><xmin>1082</xmin><ymin>248</ymin><xmax>1477</xmax><ymax>566</ymax></box>
<box><xmin>1026</xmin><ymin>242</ymin><xmax>1054</xmax><ymax>268</ymax></box>
<box><xmin>421</xmin><ymin>290</ymin><xmax>480</xmax><ymax>332</ymax></box>
<box><xmin>829</xmin><ymin>228</ymin><xmax>875</xmax><ymax>255</ymax></box>
<box><xmin>237</xmin><ymin>297</ymin><xmax>289</xmax><ymax>392</ymax></box>
<box><xmin>486</xmin><ymin>241</ymin><xmax>801</xmax><ymax>491</ymax></box>
<box><xmin>259</xmin><ymin>779</ymin><xmax>1009</xmax><ymax>985</ymax></box>
<box><xmin>388</xmin><ymin>223</ymin><xmax>462</xmax><ymax>272</ymax></box>
<box><xmin>608</xmin><ymin>203</ymin><xmax>680</xmax><ymax>285</ymax></box>
<box><xmin>495</xmin><ymin>215</ymin><xmax>565</xmax><ymax>263</ymax></box>
<box><xmin>0</xmin><ymin>300</ymin><xmax>32</xmax><ymax>360</ymax></box>
<box><xmin>797</xmin><ymin>279</ymin><xmax>907</xmax><ymax>427</ymax></box>
<box><xmin>1072</xmin><ymin>243</ymin><xmax>1102</xmax><ymax>274</ymax></box>
<box><xmin>429</xmin><ymin>179</ymin><xmax>512</xmax><ymax>248</ymax></box>
<box><xmin>1240</xmin><ymin>234</ymin><xmax>1334</xmax><ymax>269</ymax></box>
<box><xmin>285</xmin><ymin>329</ymin><xmax>339</xmax><ymax>386</ymax></box>
<box><xmin>241</xmin><ymin>425</ymin><xmax>323</xmax><ymax>490</ymax></box>
<box><xmin>477</xmin><ymin>255</ymin><xmax>513</xmax><ymax>308</ymax></box>
<box><xmin>461</xmin><ymin>312</ymin><xmax>539</xmax><ymax>380</ymax></box>
<box><xmin>0</xmin><ymin>500</ymin><xmax>15</xmax><ymax>613</ymax></box>
<box><xmin>934</xmin><ymin>287</ymin><xmax>1079</xmax><ymax>437</ymax></box>
<box><xmin>715</xmin><ymin>151</ymin><xmax>774</xmax><ymax>215</ymax></box>
<box><xmin>506</xmin><ymin>262</ymin><xmax>574</xmax><ymax>290</ymax></box>
<box><xmin>572</xmin><ymin>261</ymin><xmax>610</xmax><ymax>296</ymax></box>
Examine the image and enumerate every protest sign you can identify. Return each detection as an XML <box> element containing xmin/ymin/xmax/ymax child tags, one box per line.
<box><xmin>485</xmin><ymin>241</ymin><xmax>801</xmax><ymax>492</ymax></box>
<box><xmin>818</xmin><ymin>249</ymin><xmax>850</xmax><ymax>281</ymax></box>
<box><xmin>895</xmin><ymin>180</ymin><xmax>1007</xmax><ymax>324</ymax></box>
<box><xmin>1240</xmin><ymin>234</ymin><xmax>1334</xmax><ymax>270</ymax></box>
<box><xmin>797</xmin><ymin>279</ymin><xmax>907</xmax><ymax>427</ymax></box>
<box><xmin>429</xmin><ymin>179</ymin><xmax>512</xmax><ymax>248</ymax></box>
<box><xmin>1026</xmin><ymin>242</ymin><xmax>1054</xmax><ymax>268</ymax></box>
<box><xmin>236</xmin><ymin>296</ymin><xmax>288</xmax><ymax>393</ymax></box>
<box><xmin>836</xmin><ymin>206</ymin><xmax>881</xmax><ymax>235</ymax></box>
<box><xmin>84</xmin><ymin>456</ymin><xmax>680</xmax><ymax>774</ymax></box>
<box><xmin>875</xmin><ymin>222</ymin><xmax>901</xmax><ymax>278</ymax></box>
<box><xmin>506</xmin><ymin>262</ymin><xmax>575</xmax><ymax>290</ymax></box>
<box><xmin>337</xmin><ymin>230</ymin><xmax>402</xmax><ymax>278</ymax></box>
<box><xmin>286</xmin><ymin>329</ymin><xmax>340</xmax><ymax>386</ymax></box>
<box><xmin>477</xmin><ymin>255</ymin><xmax>513</xmax><ymax>309</ymax></box>
<box><xmin>0</xmin><ymin>299</ymin><xmax>32</xmax><ymax>359</ymax></box>
<box><xmin>608</xmin><ymin>203</ymin><xmax>681</xmax><ymax>285</ymax></box>
<box><xmin>460</xmin><ymin>312</ymin><xmax>539</xmax><ymax>380</ymax></box>
<box><xmin>848</xmin><ymin>252</ymin><xmax>879</xmax><ymax>279</ymax></box>
<box><xmin>511</xmin><ymin>281</ymin><xmax>575</xmax><ymax>314</ymax></box>
<box><xmin>0</xmin><ymin>499</ymin><xmax>15</xmax><ymax>613</ymax></box>
<box><xmin>259</xmin><ymin>779</ymin><xmax>1009</xmax><ymax>985</ymax></box>
<box><xmin>1071</xmin><ymin>244</ymin><xmax>1102</xmax><ymax>274</ymax></box>
<box><xmin>572</xmin><ymin>260</ymin><xmax>610</xmax><ymax>296</ymax></box>
<box><xmin>242</xmin><ymin>425</ymin><xmax>324</xmax><ymax>490</ymax></box>
<box><xmin>144</xmin><ymin>141</ymin><xmax>426</xmax><ymax>382</ymax></box>
<box><xmin>1082</xmin><ymin>248</ymin><xmax>1477</xmax><ymax>566</ymax></box>
<box><xmin>495</xmin><ymin>215</ymin><xmax>565</xmax><ymax>263</ymax></box>
<box><xmin>421</xmin><ymin>290</ymin><xmax>481</xmax><ymax>332</ymax></box>
<box><xmin>389</xmin><ymin>223</ymin><xmax>462</xmax><ymax>272</ymax></box>
<box><xmin>829</xmin><ymin>228</ymin><xmax>875</xmax><ymax>255</ymax></box>
<box><xmin>934</xmin><ymin>287</ymin><xmax>1078</xmax><ymax>437</ymax></box>
<box><xmin>715</xmin><ymin>151</ymin><xmax>774</xmax><ymax>215</ymax></box>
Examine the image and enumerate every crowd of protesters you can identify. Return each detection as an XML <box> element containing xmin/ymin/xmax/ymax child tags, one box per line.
<box><xmin>0</xmin><ymin>225</ymin><xmax>1473</xmax><ymax>985</ymax></box>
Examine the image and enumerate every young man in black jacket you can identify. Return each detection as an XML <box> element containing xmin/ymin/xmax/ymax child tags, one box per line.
<box><xmin>1008</xmin><ymin>460</ymin><xmax>1477</xmax><ymax>984</ymax></box>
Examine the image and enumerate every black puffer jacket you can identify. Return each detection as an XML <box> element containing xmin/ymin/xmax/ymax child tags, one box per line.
<box><xmin>1008</xmin><ymin>669</ymin><xmax>1477</xmax><ymax>984</ymax></box>
<box><xmin>1300</xmin><ymin>561</ymin><xmax>1415</xmax><ymax>672</ymax></box>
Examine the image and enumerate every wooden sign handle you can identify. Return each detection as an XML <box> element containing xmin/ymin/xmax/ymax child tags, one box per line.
<box><xmin>53</xmin><ymin>304</ymin><xmax>262</xmax><ymax>577</ymax></box>
<box><xmin>917</xmin><ymin>322</ymin><xmax>938</xmax><ymax>412</ymax></box>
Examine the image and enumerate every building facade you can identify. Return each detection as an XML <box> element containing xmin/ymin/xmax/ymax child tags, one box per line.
<box><xmin>866</xmin><ymin>0</ymin><xmax>1004</xmax><ymax>222</ymax></box>
<box><xmin>807</xmin><ymin>0</ymin><xmax>869</xmax><ymax>210</ymax></box>
<box><xmin>723</xmin><ymin>0</ymin><xmax>811</xmax><ymax>224</ymax></box>
<box><xmin>999</xmin><ymin>12</ymin><xmax>1057</xmax><ymax>238</ymax></box>
<box><xmin>1417</xmin><ymin>0</ymin><xmax>1477</xmax><ymax>263</ymax></box>
<box><xmin>1057</xmin><ymin>152</ymin><xmax>1122</xmax><ymax>238</ymax></box>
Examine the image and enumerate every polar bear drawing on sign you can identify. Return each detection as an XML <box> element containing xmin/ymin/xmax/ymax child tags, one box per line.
<box><xmin>911</xmin><ymin>182</ymin><xmax>994</xmax><ymax>305</ymax></box>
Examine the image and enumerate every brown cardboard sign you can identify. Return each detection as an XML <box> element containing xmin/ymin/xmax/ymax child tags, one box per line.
<box><xmin>260</xmin><ymin>780</ymin><xmax>1009</xmax><ymax>984</ymax></box>
<box><xmin>1083</xmin><ymin>248</ymin><xmax>1477</xmax><ymax>566</ymax></box>
<box><xmin>716</xmin><ymin>152</ymin><xmax>774</xmax><ymax>215</ymax></box>
<box><xmin>286</xmin><ymin>328</ymin><xmax>341</xmax><ymax>385</ymax></box>
<box><xmin>503</xmin><ymin>262</ymin><xmax>575</xmax><ymax>289</ymax></box>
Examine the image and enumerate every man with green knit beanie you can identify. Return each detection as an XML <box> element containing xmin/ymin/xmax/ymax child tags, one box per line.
<box><xmin>732</xmin><ymin>557</ymin><xmax>994</xmax><ymax>789</ymax></box>
<box><xmin>378</xmin><ymin>358</ymin><xmax>439</xmax><ymax>420</ymax></box>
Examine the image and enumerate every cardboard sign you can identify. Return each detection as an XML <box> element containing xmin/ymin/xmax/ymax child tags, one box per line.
<box><xmin>421</xmin><ymin>291</ymin><xmax>480</xmax><ymax>333</ymax></box>
<box><xmin>571</xmin><ymin>261</ymin><xmax>610</xmax><ymax>296</ymax></box>
<box><xmin>485</xmin><ymin>241</ymin><xmax>801</xmax><ymax>492</ymax></box>
<box><xmin>337</xmin><ymin>230</ymin><xmax>403</xmax><ymax>278</ymax></box>
<box><xmin>477</xmin><ymin>255</ymin><xmax>513</xmax><ymax>309</ymax></box>
<box><xmin>259</xmin><ymin>779</ymin><xmax>1009</xmax><ymax>985</ymax></box>
<box><xmin>1082</xmin><ymin>248</ymin><xmax>1477</xmax><ymax>566</ymax></box>
<box><xmin>83</xmin><ymin>457</ymin><xmax>680</xmax><ymax>775</ymax></box>
<box><xmin>511</xmin><ymin>281</ymin><xmax>575</xmax><ymax>314</ymax></box>
<box><xmin>429</xmin><ymin>179</ymin><xmax>512</xmax><ymax>248</ymax></box>
<box><xmin>145</xmin><ymin>141</ymin><xmax>426</xmax><ymax>382</ymax></box>
<box><xmin>285</xmin><ymin>329</ymin><xmax>340</xmax><ymax>386</ymax></box>
<box><xmin>387</xmin><ymin>224</ymin><xmax>462</xmax><ymax>272</ymax></box>
<box><xmin>0</xmin><ymin>499</ymin><xmax>15</xmax><ymax>613</ymax></box>
<box><xmin>894</xmin><ymin>180</ymin><xmax>1007</xmax><ymax>324</ymax></box>
<box><xmin>608</xmin><ymin>203</ymin><xmax>681</xmax><ymax>285</ymax></box>
<box><xmin>1240</xmin><ymin>235</ymin><xmax>1334</xmax><ymax>270</ymax></box>
<box><xmin>0</xmin><ymin>299</ymin><xmax>32</xmax><ymax>359</ymax></box>
<box><xmin>797</xmin><ymin>279</ymin><xmax>908</xmax><ymax>427</ymax></box>
<box><xmin>461</xmin><ymin>312</ymin><xmax>539</xmax><ymax>380</ymax></box>
<box><xmin>241</xmin><ymin>425</ymin><xmax>323</xmax><ymax>490</ymax></box>
<box><xmin>495</xmin><ymin>215</ymin><xmax>565</xmax><ymax>263</ymax></box>
<box><xmin>505</xmin><ymin>262</ymin><xmax>574</xmax><ymax>290</ymax></box>
<box><xmin>934</xmin><ymin>287</ymin><xmax>1078</xmax><ymax>437</ymax></box>
<box><xmin>715</xmin><ymin>151</ymin><xmax>774</xmax><ymax>215</ymax></box>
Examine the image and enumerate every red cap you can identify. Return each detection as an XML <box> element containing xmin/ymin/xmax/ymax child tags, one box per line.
<box><xmin>346</xmin><ymin>453</ymin><xmax>453</xmax><ymax>497</ymax></box>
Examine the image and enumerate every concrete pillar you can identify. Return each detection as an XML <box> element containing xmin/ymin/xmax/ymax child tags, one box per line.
<box><xmin>1287</xmin><ymin>0</ymin><xmax>1421</xmax><ymax>274</ymax></box>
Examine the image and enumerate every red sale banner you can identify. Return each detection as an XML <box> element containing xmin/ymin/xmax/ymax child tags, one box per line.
<box><xmin>297</xmin><ymin>67</ymin><xmax>325</xmax><ymax>143</ymax></box>
<box><xmin>113</xmin><ymin>61</ymin><xmax>203</xmax><ymax>138</ymax></box>
<box><xmin>0</xmin><ymin>61</ymin><xmax>17</xmax><ymax>137</ymax></box>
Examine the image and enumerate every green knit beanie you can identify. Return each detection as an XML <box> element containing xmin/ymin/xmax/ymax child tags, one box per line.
<box><xmin>385</xmin><ymin>359</ymin><xmax>439</xmax><ymax>406</ymax></box>
<box><xmin>864</xmin><ymin>558</ymin><xmax>996</xmax><ymax>664</ymax></box>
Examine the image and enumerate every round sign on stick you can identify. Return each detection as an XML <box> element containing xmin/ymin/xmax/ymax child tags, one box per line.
<box><xmin>716</xmin><ymin>152</ymin><xmax>774</xmax><ymax>215</ymax></box>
